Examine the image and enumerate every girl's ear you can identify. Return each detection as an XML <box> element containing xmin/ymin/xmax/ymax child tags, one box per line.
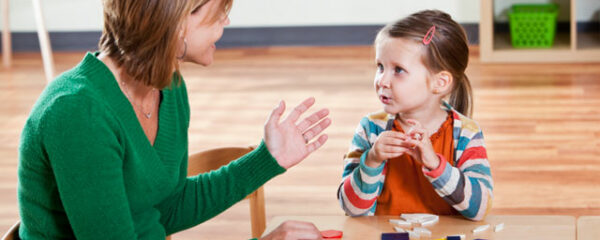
<box><xmin>431</xmin><ymin>70</ymin><xmax>453</xmax><ymax>94</ymax></box>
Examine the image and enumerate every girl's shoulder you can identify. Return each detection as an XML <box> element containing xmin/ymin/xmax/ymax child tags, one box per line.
<box><xmin>445</xmin><ymin>106</ymin><xmax>483</xmax><ymax>139</ymax></box>
<box><xmin>357</xmin><ymin>111</ymin><xmax>395</xmax><ymax>135</ymax></box>
<box><xmin>364</xmin><ymin>111</ymin><xmax>394</xmax><ymax>122</ymax></box>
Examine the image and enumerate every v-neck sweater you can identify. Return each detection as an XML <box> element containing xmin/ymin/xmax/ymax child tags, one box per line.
<box><xmin>18</xmin><ymin>52</ymin><xmax>285</xmax><ymax>240</ymax></box>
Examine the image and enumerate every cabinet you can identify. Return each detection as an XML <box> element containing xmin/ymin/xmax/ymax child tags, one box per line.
<box><xmin>480</xmin><ymin>0</ymin><xmax>600</xmax><ymax>62</ymax></box>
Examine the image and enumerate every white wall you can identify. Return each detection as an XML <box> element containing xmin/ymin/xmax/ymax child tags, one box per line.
<box><xmin>2</xmin><ymin>0</ymin><xmax>104</xmax><ymax>31</ymax></box>
<box><xmin>0</xmin><ymin>0</ymin><xmax>598</xmax><ymax>32</ymax></box>
<box><xmin>2</xmin><ymin>0</ymin><xmax>478</xmax><ymax>32</ymax></box>
<box><xmin>228</xmin><ymin>0</ymin><xmax>480</xmax><ymax>27</ymax></box>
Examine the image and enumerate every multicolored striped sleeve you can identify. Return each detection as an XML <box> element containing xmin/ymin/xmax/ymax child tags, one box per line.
<box><xmin>337</xmin><ymin>116</ymin><xmax>387</xmax><ymax>216</ymax></box>
<box><xmin>423</xmin><ymin>122</ymin><xmax>493</xmax><ymax>221</ymax></box>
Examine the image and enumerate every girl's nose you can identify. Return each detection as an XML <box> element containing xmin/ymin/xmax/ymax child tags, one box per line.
<box><xmin>377</xmin><ymin>74</ymin><xmax>391</xmax><ymax>88</ymax></box>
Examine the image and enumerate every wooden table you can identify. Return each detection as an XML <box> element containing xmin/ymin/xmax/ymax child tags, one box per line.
<box><xmin>264</xmin><ymin>215</ymin><xmax>575</xmax><ymax>239</ymax></box>
<box><xmin>577</xmin><ymin>216</ymin><xmax>600</xmax><ymax>240</ymax></box>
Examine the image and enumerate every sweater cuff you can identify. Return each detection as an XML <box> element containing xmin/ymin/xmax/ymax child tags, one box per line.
<box><xmin>238</xmin><ymin>141</ymin><xmax>286</xmax><ymax>186</ymax></box>
<box><xmin>359</xmin><ymin>150</ymin><xmax>385</xmax><ymax>176</ymax></box>
<box><xmin>423</xmin><ymin>153</ymin><xmax>447</xmax><ymax>178</ymax></box>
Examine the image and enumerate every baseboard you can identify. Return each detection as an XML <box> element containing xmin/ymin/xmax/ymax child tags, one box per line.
<box><xmin>0</xmin><ymin>22</ymin><xmax>597</xmax><ymax>52</ymax></box>
<box><xmin>2</xmin><ymin>31</ymin><xmax>102</xmax><ymax>52</ymax></box>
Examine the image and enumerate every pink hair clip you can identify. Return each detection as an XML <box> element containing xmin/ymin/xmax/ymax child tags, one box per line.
<box><xmin>423</xmin><ymin>25</ymin><xmax>436</xmax><ymax>45</ymax></box>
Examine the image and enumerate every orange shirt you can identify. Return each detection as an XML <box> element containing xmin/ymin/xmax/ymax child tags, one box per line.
<box><xmin>375</xmin><ymin>113</ymin><xmax>457</xmax><ymax>215</ymax></box>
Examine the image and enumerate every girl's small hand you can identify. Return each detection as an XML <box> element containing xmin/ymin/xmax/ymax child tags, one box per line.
<box><xmin>402</xmin><ymin>119</ymin><xmax>441</xmax><ymax>170</ymax></box>
<box><xmin>264</xmin><ymin>97</ymin><xmax>331</xmax><ymax>169</ymax></box>
<box><xmin>366</xmin><ymin>131</ymin><xmax>411</xmax><ymax>168</ymax></box>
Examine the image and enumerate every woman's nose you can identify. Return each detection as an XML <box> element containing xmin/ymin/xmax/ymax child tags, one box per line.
<box><xmin>222</xmin><ymin>15</ymin><xmax>230</xmax><ymax>26</ymax></box>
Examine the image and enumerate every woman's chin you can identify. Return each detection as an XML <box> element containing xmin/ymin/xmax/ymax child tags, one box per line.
<box><xmin>198</xmin><ymin>58</ymin><xmax>214</xmax><ymax>66</ymax></box>
<box><xmin>186</xmin><ymin>55</ymin><xmax>214</xmax><ymax>66</ymax></box>
<box><xmin>197</xmin><ymin>49</ymin><xmax>216</xmax><ymax>66</ymax></box>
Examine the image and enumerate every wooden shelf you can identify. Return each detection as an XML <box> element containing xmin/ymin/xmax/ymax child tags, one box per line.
<box><xmin>493</xmin><ymin>32</ymin><xmax>571</xmax><ymax>51</ymax></box>
<box><xmin>577</xmin><ymin>32</ymin><xmax>600</xmax><ymax>50</ymax></box>
<box><xmin>480</xmin><ymin>0</ymin><xmax>600</xmax><ymax>63</ymax></box>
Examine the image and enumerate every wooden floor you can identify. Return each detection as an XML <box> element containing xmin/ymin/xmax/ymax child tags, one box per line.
<box><xmin>1</xmin><ymin>46</ymin><xmax>600</xmax><ymax>239</ymax></box>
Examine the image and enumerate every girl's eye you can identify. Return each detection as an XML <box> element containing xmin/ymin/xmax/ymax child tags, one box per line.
<box><xmin>377</xmin><ymin>63</ymin><xmax>383</xmax><ymax>73</ymax></box>
<box><xmin>395</xmin><ymin>66</ymin><xmax>405</xmax><ymax>74</ymax></box>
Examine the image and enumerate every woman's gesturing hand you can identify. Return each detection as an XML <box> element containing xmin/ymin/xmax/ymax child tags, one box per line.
<box><xmin>264</xmin><ymin>97</ymin><xmax>331</xmax><ymax>169</ymax></box>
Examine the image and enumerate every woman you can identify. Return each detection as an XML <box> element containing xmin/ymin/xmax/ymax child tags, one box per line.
<box><xmin>17</xmin><ymin>0</ymin><xmax>330</xmax><ymax>239</ymax></box>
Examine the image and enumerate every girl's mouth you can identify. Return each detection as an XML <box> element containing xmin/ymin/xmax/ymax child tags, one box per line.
<box><xmin>379</xmin><ymin>95</ymin><xmax>392</xmax><ymax>104</ymax></box>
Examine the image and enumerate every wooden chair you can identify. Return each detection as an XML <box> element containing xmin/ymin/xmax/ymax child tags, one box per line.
<box><xmin>2</xmin><ymin>0</ymin><xmax>55</xmax><ymax>81</ymax></box>
<box><xmin>167</xmin><ymin>146</ymin><xmax>266</xmax><ymax>239</ymax></box>
<box><xmin>1</xmin><ymin>221</ymin><xmax>20</xmax><ymax>240</ymax></box>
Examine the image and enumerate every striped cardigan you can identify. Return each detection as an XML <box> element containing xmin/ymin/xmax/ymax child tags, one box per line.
<box><xmin>337</xmin><ymin>102</ymin><xmax>493</xmax><ymax>221</ymax></box>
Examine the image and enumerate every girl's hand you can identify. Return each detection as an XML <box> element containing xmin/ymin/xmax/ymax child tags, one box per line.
<box><xmin>264</xmin><ymin>97</ymin><xmax>331</xmax><ymax>169</ymax></box>
<box><xmin>402</xmin><ymin>119</ymin><xmax>441</xmax><ymax>170</ymax></box>
<box><xmin>365</xmin><ymin>131</ymin><xmax>412</xmax><ymax>168</ymax></box>
<box><xmin>260</xmin><ymin>220</ymin><xmax>323</xmax><ymax>240</ymax></box>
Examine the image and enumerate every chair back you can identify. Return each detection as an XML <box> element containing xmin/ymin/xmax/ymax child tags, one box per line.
<box><xmin>1</xmin><ymin>221</ymin><xmax>20</xmax><ymax>240</ymax></box>
<box><xmin>168</xmin><ymin>146</ymin><xmax>266</xmax><ymax>239</ymax></box>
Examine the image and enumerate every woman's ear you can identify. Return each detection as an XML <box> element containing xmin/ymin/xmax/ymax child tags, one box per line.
<box><xmin>431</xmin><ymin>71</ymin><xmax>453</xmax><ymax>94</ymax></box>
<box><xmin>179</xmin><ymin>25</ymin><xmax>186</xmax><ymax>39</ymax></box>
<box><xmin>179</xmin><ymin>18</ymin><xmax>189</xmax><ymax>39</ymax></box>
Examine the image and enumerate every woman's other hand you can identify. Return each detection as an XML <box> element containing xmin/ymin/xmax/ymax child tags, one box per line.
<box><xmin>264</xmin><ymin>97</ymin><xmax>331</xmax><ymax>169</ymax></box>
<box><xmin>260</xmin><ymin>220</ymin><xmax>323</xmax><ymax>240</ymax></box>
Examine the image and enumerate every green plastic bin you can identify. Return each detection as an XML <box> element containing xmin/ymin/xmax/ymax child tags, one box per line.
<box><xmin>508</xmin><ymin>3</ymin><xmax>559</xmax><ymax>48</ymax></box>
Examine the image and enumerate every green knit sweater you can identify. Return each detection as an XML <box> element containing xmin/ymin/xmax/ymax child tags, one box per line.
<box><xmin>18</xmin><ymin>52</ymin><xmax>285</xmax><ymax>240</ymax></box>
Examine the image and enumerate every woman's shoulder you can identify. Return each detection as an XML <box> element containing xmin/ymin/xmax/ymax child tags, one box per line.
<box><xmin>21</xmin><ymin>79</ymin><xmax>113</xmax><ymax>154</ymax></box>
<box><xmin>38</xmin><ymin>53</ymin><xmax>120</xmax><ymax>109</ymax></box>
<box><xmin>162</xmin><ymin>73</ymin><xmax>188</xmax><ymax>97</ymax></box>
<box><xmin>35</xmin><ymin>76</ymin><xmax>103</xmax><ymax>115</ymax></box>
<box><xmin>27</xmin><ymin>75</ymin><xmax>119</xmax><ymax>136</ymax></box>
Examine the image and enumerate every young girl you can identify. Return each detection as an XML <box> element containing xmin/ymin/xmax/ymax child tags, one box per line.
<box><xmin>337</xmin><ymin>10</ymin><xmax>493</xmax><ymax>221</ymax></box>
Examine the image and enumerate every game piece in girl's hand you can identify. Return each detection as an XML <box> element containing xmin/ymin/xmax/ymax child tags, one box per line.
<box><xmin>406</xmin><ymin>126</ymin><xmax>422</xmax><ymax>141</ymax></box>
<box><xmin>404</xmin><ymin>126</ymin><xmax>421</xmax><ymax>149</ymax></box>
<box><xmin>321</xmin><ymin>229</ymin><xmax>343</xmax><ymax>239</ymax></box>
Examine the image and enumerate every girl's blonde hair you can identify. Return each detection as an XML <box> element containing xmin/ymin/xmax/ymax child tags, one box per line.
<box><xmin>99</xmin><ymin>0</ymin><xmax>232</xmax><ymax>89</ymax></box>
<box><xmin>376</xmin><ymin>10</ymin><xmax>473</xmax><ymax>117</ymax></box>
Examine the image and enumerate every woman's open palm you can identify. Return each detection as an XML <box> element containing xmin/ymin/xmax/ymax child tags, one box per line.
<box><xmin>264</xmin><ymin>97</ymin><xmax>331</xmax><ymax>169</ymax></box>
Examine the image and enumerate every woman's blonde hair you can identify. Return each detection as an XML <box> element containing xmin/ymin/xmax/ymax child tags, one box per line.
<box><xmin>99</xmin><ymin>0</ymin><xmax>232</xmax><ymax>89</ymax></box>
<box><xmin>376</xmin><ymin>10</ymin><xmax>473</xmax><ymax>117</ymax></box>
